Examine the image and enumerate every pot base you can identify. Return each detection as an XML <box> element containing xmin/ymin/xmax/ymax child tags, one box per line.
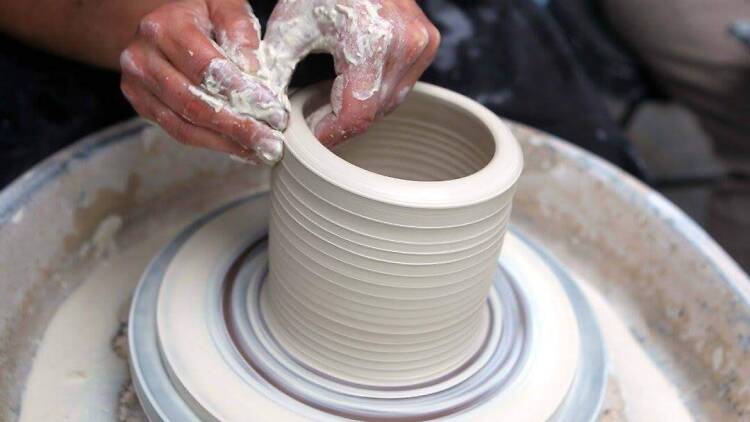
<box><xmin>129</xmin><ymin>192</ymin><xmax>605</xmax><ymax>421</ymax></box>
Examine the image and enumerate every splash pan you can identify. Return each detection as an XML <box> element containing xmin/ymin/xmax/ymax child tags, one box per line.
<box><xmin>128</xmin><ymin>193</ymin><xmax>605</xmax><ymax>421</ymax></box>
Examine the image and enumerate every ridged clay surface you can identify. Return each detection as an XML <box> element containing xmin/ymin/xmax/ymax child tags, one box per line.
<box><xmin>264</xmin><ymin>82</ymin><xmax>524</xmax><ymax>386</ymax></box>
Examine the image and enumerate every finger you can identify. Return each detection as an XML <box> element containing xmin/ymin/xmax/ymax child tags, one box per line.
<box><xmin>383</xmin><ymin>20</ymin><xmax>440</xmax><ymax>113</ymax></box>
<box><xmin>377</xmin><ymin>2</ymin><xmax>440</xmax><ymax>112</ymax></box>
<box><xmin>121</xmin><ymin>46</ymin><xmax>284</xmax><ymax>163</ymax></box>
<box><xmin>137</xmin><ymin>2</ymin><xmax>220</xmax><ymax>85</ymax></box>
<box><xmin>312</xmin><ymin>0</ymin><xmax>428</xmax><ymax>147</ymax></box>
<box><xmin>206</xmin><ymin>0</ymin><xmax>262</xmax><ymax>73</ymax></box>
<box><xmin>377</xmin><ymin>39</ymin><xmax>422</xmax><ymax>116</ymax></box>
<box><xmin>137</xmin><ymin>5</ymin><xmax>288</xmax><ymax>129</ymax></box>
<box><xmin>121</xmin><ymin>77</ymin><xmax>258</xmax><ymax>161</ymax></box>
<box><xmin>374</xmin><ymin>2</ymin><xmax>420</xmax><ymax>103</ymax></box>
<box><xmin>311</xmin><ymin>71</ymin><xmax>381</xmax><ymax>148</ymax></box>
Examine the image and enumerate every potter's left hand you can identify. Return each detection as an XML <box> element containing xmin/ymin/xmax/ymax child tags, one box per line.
<box><xmin>263</xmin><ymin>0</ymin><xmax>440</xmax><ymax>147</ymax></box>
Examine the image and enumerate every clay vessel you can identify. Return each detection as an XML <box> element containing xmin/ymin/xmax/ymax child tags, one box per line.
<box><xmin>264</xmin><ymin>82</ymin><xmax>524</xmax><ymax>387</ymax></box>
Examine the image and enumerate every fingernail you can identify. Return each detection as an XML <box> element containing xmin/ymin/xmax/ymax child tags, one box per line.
<box><xmin>229</xmin><ymin>154</ymin><xmax>260</xmax><ymax>165</ymax></box>
<box><xmin>254</xmin><ymin>134</ymin><xmax>284</xmax><ymax>165</ymax></box>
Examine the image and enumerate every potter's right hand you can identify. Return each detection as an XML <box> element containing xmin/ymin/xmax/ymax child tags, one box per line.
<box><xmin>263</xmin><ymin>0</ymin><xmax>441</xmax><ymax>148</ymax></box>
<box><xmin>119</xmin><ymin>0</ymin><xmax>286</xmax><ymax>165</ymax></box>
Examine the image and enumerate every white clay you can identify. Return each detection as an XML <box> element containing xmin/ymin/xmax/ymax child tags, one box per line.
<box><xmin>19</xmin><ymin>228</ymin><xmax>178</xmax><ymax>422</ymax></box>
<box><xmin>262</xmin><ymin>82</ymin><xmax>523</xmax><ymax>386</ymax></box>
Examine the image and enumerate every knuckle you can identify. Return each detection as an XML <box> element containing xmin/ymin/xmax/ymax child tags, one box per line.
<box><xmin>172</xmin><ymin>1</ymin><xmax>212</xmax><ymax>35</ymax></box>
<box><xmin>171</xmin><ymin>13</ymin><xmax>199</xmax><ymax>37</ymax></box>
<box><xmin>226</xmin><ymin>18</ymin><xmax>253</xmax><ymax>35</ymax></box>
<box><xmin>138</xmin><ymin>13</ymin><xmax>164</xmax><ymax>40</ymax></box>
<box><xmin>426</xmin><ymin>23</ymin><xmax>441</xmax><ymax>55</ymax></box>
<box><xmin>403</xmin><ymin>26</ymin><xmax>430</xmax><ymax>57</ymax></box>
<box><xmin>406</xmin><ymin>25</ymin><xmax>430</xmax><ymax>51</ymax></box>
<box><xmin>139</xmin><ymin>2</ymin><xmax>202</xmax><ymax>40</ymax></box>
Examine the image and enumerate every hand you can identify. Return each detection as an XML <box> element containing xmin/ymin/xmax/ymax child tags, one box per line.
<box><xmin>262</xmin><ymin>0</ymin><xmax>441</xmax><ymax>148</ymax></box>
<box><xmin>120</xmin><ymin>0</ymin><xmax>440</xmax><ymax>163</ymax></box>
<box><xmin>119</xmin><ymin>0</ymin><xmax>287</xmax><ymax>165</ymax></box>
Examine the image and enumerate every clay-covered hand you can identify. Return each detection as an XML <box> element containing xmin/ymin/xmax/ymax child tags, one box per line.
<box><xmin>263</xmin><ymin>0</ymin><xmax>441</xmax><ymax>147</ymax></box>
<box><xmin>119</xmin><ymin>0</ymin><xmax>287</xmax><ymax>165</ymax></box>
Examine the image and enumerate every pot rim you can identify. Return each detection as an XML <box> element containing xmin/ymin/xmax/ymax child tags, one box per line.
<box><xmin>283</xmin><ymin>82</ymin><xmax>524</xmax><ymax>209</ymax></box>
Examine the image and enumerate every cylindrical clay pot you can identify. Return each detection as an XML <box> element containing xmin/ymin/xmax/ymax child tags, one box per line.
<box><xmin>263</xmin><ymin>82</ymin><xmax>523</xmax><ymax>387</ymax></box>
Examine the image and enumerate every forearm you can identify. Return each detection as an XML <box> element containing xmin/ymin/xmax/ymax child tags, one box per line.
<box><xmin>0</xmin><ymin>0</ymin><xmax>172</xmax><ymax>69</ymax></box>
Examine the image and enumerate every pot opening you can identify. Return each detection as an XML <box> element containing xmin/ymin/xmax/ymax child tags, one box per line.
<box><xmin>304</xmin><ymin>90</ymin><xmax>496</xmax><ymax>182</ymax></box>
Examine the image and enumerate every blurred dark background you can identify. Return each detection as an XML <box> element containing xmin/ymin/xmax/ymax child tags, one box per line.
<box><xmin>1</xmin><ymin>0</ymin><xmax>748</xmax><ymax>269</ymax></box>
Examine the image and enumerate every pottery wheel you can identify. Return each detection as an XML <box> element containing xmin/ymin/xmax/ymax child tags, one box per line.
<box><xmin>128</xmin><ymin>192</ymin><xmax>606</xmax><ymax>421</ymax></box>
